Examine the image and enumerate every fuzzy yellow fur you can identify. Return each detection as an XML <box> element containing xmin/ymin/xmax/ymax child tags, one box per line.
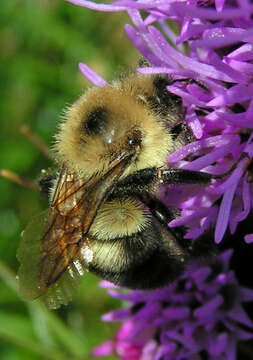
<box><xmin>89</xmin><ymin>198</ymin><xmax>150</xmax><ymax>240</ymax></box>
<box><xmin>54</xmin><ymin>74</ymin><xmax>174</xmax><ymax>180</ymax></box>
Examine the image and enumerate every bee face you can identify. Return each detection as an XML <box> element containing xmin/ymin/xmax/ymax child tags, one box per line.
<box><xmin>55</xmin><ymin>75</ymin><xmax>173</xmax><ymax>179</ymax></box>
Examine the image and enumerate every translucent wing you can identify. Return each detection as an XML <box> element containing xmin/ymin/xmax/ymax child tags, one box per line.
<box><xmin>17</xmin><ymin>169</ymin><xmax>92</xmax><ymax>309</ymax></box>
<box><xmin>17</xmin><ymin>156</ymin><xmax>131</xmax><ymax>309</ymax></box>
<box><xmin>17</xmin><ymin>211</ymin><xmax>83</xmax><ymax>309</ymax></box>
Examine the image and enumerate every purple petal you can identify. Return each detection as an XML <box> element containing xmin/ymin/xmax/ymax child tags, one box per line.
<box><xmin>226</xmin><ymin>339</ymin><xmax>236</xmax><ymax>360</ymax></box>
<box><xmin>215</xmin><ymin>164</ymin><xmax>244</xmax><ymax>243</ymax></box>
<box><xmin>220</xmin><ymin>249</ymin><xmax>233</xmax><ymax>270</ymax></box>
<box><xmin>191</xmin><ymin>267</ymin><xmax>212</xmax><ymax>283</ymax></box>
<box><xmin>99</xmin><ymin>280</ymin><xmax>119</xmax><ymax>288</ymax></box>
<box><xmin>102</xmin><ymin>309</ymin><xmax>131</xmax><ymax>322</ymax></box>
<box><xmin>194</xmin><ymin>295</ymin><xmax>223</xmax><ymax>320</ymax></box>
<box><xmin>169</xmin><ymin>208</ymin><xmax>211</xmax><ymax>228</ymax></box>
<box><xmin>163</xmin><ymin>306</ymin><xmax>190</xmax><ymax>320</ymax></box>
<box><xmin>246</xmin><ymin>99</ymin><xmax>253</xmax><ymax>121</ymax></box>
<box><xmin>140</xmin><ymin>340</ymin><xmax>158</xmax><ymax>360</ymax></box>
<box><xmin>217</xmin><ymin>273</ymin><xmax>229</xmax><ymax>285</ymax></box>
<box><xmin>241</xmin><ymin>287</ymin><xmax>253</xmax><ymax>302</ymax></box>
<box><xmin>182</xmin><ymin>143</ymin><xmax>237</xmax><ymax>171</ymax></box>
<box><xmin>66</xmin><ymin>0</ymin><xmax>127</xmax><ymax>11</ymax></box>
<box><xmin>186</xmin><ymin>108</ymin><xmax>203</xmax><ymax>139</ymax></box>
<box><xmin>234</xmin><ymin>177</ymin><xmax>251</xmax><ymax>222</ymax></box>
<box><xmin>170</xmin><ymin>2</ymin><xmax>253</xmax><ymax>20</ymax></box>
<box><xmin>215</xmin><ymin>0</ymin><xmax>226</xmax><ymax>12</ymax></box>
<box><xmin>168</xmin><ymin>135</ymin><xmax>239</xmax><ymax>163</ymax></box>
<box><xmin>193</xmin><ymin>27</ymin><xmax>252</xmax><ymax>49</ymax></box>
<box><xmin>224</xmin><ymin>58</ymin><xmax>253</xmax><ymax>75</ymax></box>
<box><xmin>207</xmin><ymin>85</ymin><xmax>253</xmax><ymax>107</ymax></box>
<box><xmin>245</xmin><ymin>234</ymin><xmax>253</xmax><ymax>243</ymax></box>
<box><xmin>124</xmin><ymin>24</ymin><xmax>161</xmax><ymax>66</ymax></box>
<box><xmin>229</xmin><ymin>306</ymin><xmax>253</xmax><ymax>328</ymax></box>
<box><xmin>226</xmin><ymin>43</ymin><xmax>253</xmax><ymax>61</ymax></box>
<box><xmin>217</xmin><ymin>112</ymin><xmax>253</xmax><ymax>128</ymax></box>
<box><xmin>92</xmin><ymin>341</ymin><xmax>114</xmax><ymax>356</ymax></box>
<box><xmin>148</xmin><ymin>26</ymin><xmax>236</xmax><ymax>82</ymax></box>
<box><xmin>78</xmin><ymin>63</ymin><xmax>107</xmax><ymax>86</ymax></box>
<box><xmin>209</xmin><ymin>333</ymin><xmax>228</xmax><ymax>356</ymax></box>
<box><xmin>166</xmin><ymin>85</ymin><xmax>207</xmax><ymax>107</ymax></box>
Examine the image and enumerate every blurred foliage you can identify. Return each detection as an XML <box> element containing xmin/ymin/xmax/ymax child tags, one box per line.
<box><xmin>0</xmin><ymin>0</ymin><xmax>139</xmax><ymax>359</ymax></box>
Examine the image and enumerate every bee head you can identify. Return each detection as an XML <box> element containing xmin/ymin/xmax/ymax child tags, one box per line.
<box><xmin>55</xmin><ymin>79</ymin><xmax>172</xmax><ymax>179</ymax></box>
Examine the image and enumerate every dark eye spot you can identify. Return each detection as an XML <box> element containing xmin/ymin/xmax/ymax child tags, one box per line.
<box><xmin>84</xmin><ymin>107</ymin><xmax>107</xmax><ymax>136</ymax></box>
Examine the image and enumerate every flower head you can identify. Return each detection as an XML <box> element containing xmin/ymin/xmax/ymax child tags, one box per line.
<box><xmin>68</xmin><ymin>0</ymin><xmax>253</xmax><ymax>244</ymax></box>
<box><xmin>64</xmin><ymin>0</ymin><xmax>253</xmax><ymax>358</ymax></box>
<box><xmin>94</xmin><ymin>251</ymin><xmax>253</xmax><ymax>359</ymax></box>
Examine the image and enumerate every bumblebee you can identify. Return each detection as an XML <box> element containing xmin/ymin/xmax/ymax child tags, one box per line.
<box><xmin>17</xmin><ymin>70</ymin><xmax>220</xmax><ymax>309</ymax></box>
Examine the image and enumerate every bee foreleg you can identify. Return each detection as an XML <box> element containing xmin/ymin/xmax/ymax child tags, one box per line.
<box><xmin>158</xmin><ymin>168</ymin><xmax>214</xmax><ymax>185</ymax></box>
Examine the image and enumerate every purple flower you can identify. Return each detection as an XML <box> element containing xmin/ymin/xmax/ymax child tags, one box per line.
<box><xmin>93</xmin><ymin>251</ymin><xmax>253</xmax><ymax>359</ymax></box>
<box><xmin>64</xmin><ymin>1</ymin><xmax>253</xmax><ymax>358</ymax></box>
<box><xmin>67</xmin><ymin>0</ymin><xmax>253</xmax><ymax>244</ymax></box>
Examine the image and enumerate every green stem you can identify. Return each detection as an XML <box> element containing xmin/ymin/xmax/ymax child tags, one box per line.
<box><xmin>42</xmin><ymin>304</ymin><xmax>87</xmax><ymax>357</ymax></box>
<box><xmin>0</xmin><ymin>259</ymin><xmax>18</xmax><ymax>292</ymax></box>
<box><xmin>0</xmin><ymin>329</ymin><xmax>68</xmax><ymax>360</ymax></box>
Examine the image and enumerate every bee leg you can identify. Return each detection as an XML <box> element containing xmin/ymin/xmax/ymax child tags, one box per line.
<box><xmin>170</xmin><ymin>77</ymin><xmax>209</xmax><ymax>92</ymax></box>
<box><xmin>137</xmin><ymin>191</ymin><xmax>217</xmax><ymax>260</ymax></box>
<box><xmin>112</xmin><ymin>163</ymin><xmax>241</xmax><ymax>202</ymax></box>
<box><xmin>113</xmin><ymin>168</ymin><xmax>216</xmax><ymax>198</ymax></box>
<box><xmin>159</xmin><ymin>155</ymin><xmax>247</xmax><ymax>185</ymax></box>
<box><xmin>110</xmin><ymin>168</ymin><xmax>216</xmax><ymax>200</ymax></box>
<box><xmin>159</xmin><ymin>168</ymin><xmax>214</xmax><ymax>185</ymax></box>
<box><xmin>38</xmin><ymin>173</ymin><xmax>56</xmax><ymax>197</ymax></box>
<box><xmin>136</xmin><ymin>191</ymin><xmax>188</xmax><ymax>246</ymax></box>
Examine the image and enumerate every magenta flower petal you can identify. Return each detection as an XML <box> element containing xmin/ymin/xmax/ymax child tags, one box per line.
<box><xmin>163</xmin><ymin>306</ymin><xmax>190</xmax><ymax>320</ymax></box>
<box><xmin>209</xmin><ymin>333</ymin><xmax>228</xmax><ymax>356</ymax></box>
<box><xmin>215</xmin><ymin>0</ymin><xmax>226</xmax><ymax>12</ymax></box>
<box><xmin>194</xmin><ymin>27</ymin><xmax>253</xmax><ymax>49</ymax></box>
<box><xmin>78</xmin><ymin>63</ymin><xmax>107</xmax><ymax>86</ymax></box>
<box><xmin>227</xmin><ymin>43</ymin><xmax>253</xmax><ymax>61</ymax></box>
<box><xmin>95</xmin><ymin>252</ymin><xmax>253</xmax><ymax>359</ymax></box>
<box><xmin>66</xmin><ymin>0</ymin><xmax>127</xmax><ymax>11</ymax></box>
<box><xmin>170</xmin><ymin>2</ymin><xmax>253</xmax><ymax>20</ymax></box>
<box><xmin>67</xmin><ymin>0</ymin><xmax>253</xmax><ymax>357</ymax></box>
<box><xmin>207</xmin><ymin>84</ymin><xmax>253</xmax><ymax>107</ymax></box>
<box><xmin>215</xmin><ymin>162</ymin><xmax>245</xmax><ymax>243</ymax></box>
<box><xmin>245</xmin><ymin>234</ymin><xmax>253</xmax><ymax>243</ymax></box>
<box><xmin>234</xmin><ymin>176</ymin><xmax>251</xmax><ymax>222</ymax></box>
<box><xmin>92</xmin><ymin>340</ymin><xmax>114</xmax><ymax>356</ymax></box>
<box><xmin>168</xmin><ymin>135</ymin><xmax>240</xmax><ymax>163</ymax></box>
<box><xmin>124</xmin><ymin>24</ymin><xmax>161</xmax><ymax>66</ymax></box>
<box><xmin>194</xmin><ymin>295</ymin><xmax>223</xmax><ymax>320</ymax></box>
<box><xmin>241</xmin><ymin>287</ymin><xmax>253</xmax><ymax>302</ymax></box>
<box><xmin>99</xmin><ymin>280</ymin><xmax>119</xmax><ymax>288</ymax></box>
<box><xmin>102</xmin><ymin>309</ymin><xmax>131</xmax><ymax>322</ymax></box>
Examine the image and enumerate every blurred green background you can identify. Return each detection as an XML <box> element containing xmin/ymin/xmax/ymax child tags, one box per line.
<box><xmin>0</xmin><ymin>0</ymin><xmax>138</xmax><ymax>359</ymax></box>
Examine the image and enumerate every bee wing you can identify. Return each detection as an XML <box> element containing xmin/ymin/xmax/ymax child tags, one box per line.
<box><xmin>17</xmin><ymin>156</ymin><xmax>132</xmax><ymax>309</ymax></box>
<box><xmin>17</xmin><ymin>169</ymin><xmax>91</xmax><ymax>309</ymax></box>
<box><xmin>17</xmin><ymin>210</ymin><xmax>87</xmax><ymax>309</ymax></box>
<box><xmin>17</xmin><ymin>211</ymin><xmax>48</xmax><ymax>301</ymax></box>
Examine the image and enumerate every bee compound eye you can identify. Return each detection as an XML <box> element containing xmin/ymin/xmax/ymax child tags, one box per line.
<box><xmin>84</xmin><ymin>107</ymin><xmax>108</xmax><ymax>136</ymax></box>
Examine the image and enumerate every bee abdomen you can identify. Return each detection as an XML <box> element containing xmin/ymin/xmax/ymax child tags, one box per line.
<box><xmin>86</xmin><ymin>222</ymin><xmax>189</xmax><ymax>289</ymax></box>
